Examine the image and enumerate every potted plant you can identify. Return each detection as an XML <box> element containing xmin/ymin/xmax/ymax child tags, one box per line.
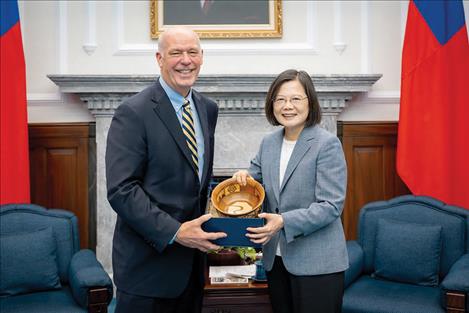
<box><xmin>207</xmin><ymin>247</ymin><xmax>258</xmax><ymax>266</ymax></box>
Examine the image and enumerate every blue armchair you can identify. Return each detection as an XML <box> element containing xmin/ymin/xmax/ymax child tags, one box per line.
<box><xmin>343</xmin><ymin>195</ymin><xmax>469</xmax><ymax>313</ymax></box>
<box><xmin>0</xmin><ymin>204</ymin><xmax>113</xmax><ymax>313</ymax></box>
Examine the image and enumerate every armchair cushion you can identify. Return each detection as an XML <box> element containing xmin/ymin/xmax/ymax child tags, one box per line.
<box><xmin>343</xmin><ymin>276</ymin><xmax>444</xmax><ymax>313</ymax></box>
<box><xmin>345</xmin><ymin>241</ymin><xmax>364</xmax><ymax>288</ymax></box>
<box><xmin>68</xmin><ymin>249</ymin><xmax>113</xmax><ymax>308</ymax></box>
<box><xmin>441</xmin><ymin>253</ymin><xmax>469</xmax><ymax>292</ymax></box>
<box><xmin>0</xmin><ymin>287</ymin><xmax>86</xmax><ymax>313</ymax></box>
<box><xmin>0</xmin><ymin>227</ymin><xmax>61</xmax><ymax>297</ymax></box>
<box><xmin>374</xmin><ymin>218</ymin><xmax>442</xmax><ymax>286</ymax></box>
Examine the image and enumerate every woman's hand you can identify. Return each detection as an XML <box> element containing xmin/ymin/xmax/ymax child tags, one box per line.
<box><xmin>246</xmin><ymin>213</ymin><xmax>284</xmax><ymax>245</ymax></box>
<box><xmin>232</xmin><ymin>170</ymin><xmax>251</xmax><ymax>186</ymax></box>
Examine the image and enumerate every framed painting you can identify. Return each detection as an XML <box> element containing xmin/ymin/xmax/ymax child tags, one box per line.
<box><xmin>150</xmin><ymin>0</ymin><xmax>282</xmax><ymax>39</ymax></box>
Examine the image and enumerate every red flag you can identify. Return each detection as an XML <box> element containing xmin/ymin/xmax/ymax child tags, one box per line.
<box><xmin>397</xmin><ymin>0</ymin><xmax>469</xmax><ymax>209</ymax></box>
<box><xmin>1</xmin><ymin>0</ymin><xmax>30</xmax><ymax>204</ymax></box>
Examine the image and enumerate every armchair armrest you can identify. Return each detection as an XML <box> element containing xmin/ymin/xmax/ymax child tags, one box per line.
<box><xmin>442</xmin><ymin>254</ymin><xmax>469</xmax><ymax>292</ymax></box>
<box><xmin>68</xmin><ymin>249</ymin><xmax>113</xmax><ymax>310</ymax></box>
<box><xmin>442</xmin><ymin>254</ymin><xmax>469</xmax><ymax>312</ymax></box>
<box><xmin>344</xmin><ymin>240</ymin><xmax>364</xmax><ymax>288</ymax></box>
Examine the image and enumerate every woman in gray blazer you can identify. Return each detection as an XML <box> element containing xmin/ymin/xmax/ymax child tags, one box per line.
<box><xmin>233</xmin><ymin>69</ymin><xmax>348</xmax><ymax>313</ymax></box>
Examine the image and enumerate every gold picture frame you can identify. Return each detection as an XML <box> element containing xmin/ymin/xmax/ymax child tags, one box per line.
<box><xmin>150</xmin><ymin>0</ymin><xmax>282</xmax><ymax>39</ymax></box>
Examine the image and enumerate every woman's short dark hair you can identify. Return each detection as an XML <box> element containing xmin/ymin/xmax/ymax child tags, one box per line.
<box><xmin>264</xmin><ymin>69</ymin><xmax>321</xmax><ymax>127</ymax></box>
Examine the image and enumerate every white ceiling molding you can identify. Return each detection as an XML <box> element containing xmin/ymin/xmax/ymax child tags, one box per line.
<box><xmin>114</xmin><ymin>1</ymin><xmax>127</xmax><ymax>54</ymax></box>
<box><xmin>333</xmin><ymin>1</ymin><xmax>347</xmax><ymax>55</ymax></box>
<box><xmin>113</xmin><ymin>1</ymin><xmax>318</xmax><ymax>56</ymax></box>
<box><xmin>27</xmin><ymin>92</ymin><xmax>63</xmax><ymax>105</ymax></box>
<box><xmin>361</xmin><ymin>1</ymin><xmax>370</xmax><ymax>74</ymax></box>
<box><xmin>58</xmin><ymin>1</ymin><xmax>68</xmax><ymax>74</ymax></box>
<box><xmin>401</xmin><ymin>1</ymin><xmax>408</xmax><ymax>52</ymax></box>
<box><xmin>18</xmin><ymin>1</ymin><xmax>25</xmax><ymax>41</ymax></box>
<box><xmin>83</xmin><ymin>1</ymin><xmax>97</xmax><ymax>55</ymax></box>
<box><xmin>306</xmin><ymin>0</ymin><xmax>317</xmax><ymax>53</ymax></box>
<box><xmin>368</xmin><ymin>90</ymin><xmax>400</xmax><ymax>101</ymax></box>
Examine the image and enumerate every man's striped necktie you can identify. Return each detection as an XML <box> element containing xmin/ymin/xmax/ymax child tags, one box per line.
<box><xmin>182</xmin><ymin>99</ymin><xmax>199</xmax><ymax>174</ymax></box>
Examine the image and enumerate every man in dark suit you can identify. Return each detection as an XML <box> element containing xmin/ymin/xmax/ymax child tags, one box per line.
<box><xmin>106</xmin><ymin>27</ymin><xmax>226</xmax><ymax>313</ymax></box>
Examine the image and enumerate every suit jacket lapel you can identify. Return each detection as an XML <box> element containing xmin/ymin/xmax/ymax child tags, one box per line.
<box><xmin>192</xmin><ymin>91</ymin><xmax>210</xmax><ymax>187</ymax></box>
<box><xmin>151</xmin><ymin>81</ymin><xmax>197</xmax><ymax>175</ymax></box>
<box><xmin>270</xmin><ymin>130</ymin><xmax>283</xmax><ymax>204</ymax></box>
<box><xmin>279</xmin><ymin>126</ymin><xmax>316</xmax><ymax>194</ymax></box>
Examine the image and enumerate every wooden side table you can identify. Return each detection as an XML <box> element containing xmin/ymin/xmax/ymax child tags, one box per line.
<box><xmin>202</xmin><ymin>281</ymin><xmax>273</xmax><ymax>313</ymax></box>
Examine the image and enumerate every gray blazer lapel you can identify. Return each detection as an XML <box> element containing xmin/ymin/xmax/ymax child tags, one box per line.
<box><xmin>270</xmin><ymin>131</ymin><xmax>283</xmax><ymax>204</ymax></box>
<box><xmin>279</xmin><ymin>126</ymin><xmax>316</xmax><ymax>193</ymax></box>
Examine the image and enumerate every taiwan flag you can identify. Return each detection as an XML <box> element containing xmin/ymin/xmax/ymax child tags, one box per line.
<box><xmin>1</xmin><ymin>0</ymin><xmax>30</xmax><ymax>204</ymax></box>
<box><xmin>397</xmin><ymin>0</ymin><xmax>469</xmax><ymax>209</ymax></box>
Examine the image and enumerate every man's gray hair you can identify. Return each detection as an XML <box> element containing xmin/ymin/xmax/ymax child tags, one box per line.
<box><xmin>157</xmin><ymin>27</ymin><xmax>201</xmax><ymax>53</ymax></box>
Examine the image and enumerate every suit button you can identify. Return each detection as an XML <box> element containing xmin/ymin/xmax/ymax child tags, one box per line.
<box><xmin>275</xmin><ymin>208</ymin><xmax>279</xmax><ymax>213</ymax></box>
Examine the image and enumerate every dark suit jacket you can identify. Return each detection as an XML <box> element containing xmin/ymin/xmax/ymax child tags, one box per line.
<box><xmin>106</xmin><ymin>80</ymin><xmax>218</xmax><ymax>298</ymax></box>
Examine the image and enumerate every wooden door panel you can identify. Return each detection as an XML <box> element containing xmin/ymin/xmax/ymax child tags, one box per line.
<box><xmin>29</xmin><ymin>124</ymin><xmax>93</xmax><ymax>249</ymax></box>
<box><xmin>340</xmin><ymin>122</ymin><xmax>410</xmax><ymax>240</ymax></box>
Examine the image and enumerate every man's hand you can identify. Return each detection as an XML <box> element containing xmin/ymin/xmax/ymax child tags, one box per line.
<box><xmin>175</xmin><ymin>214</ymin><xmax>227</xmax><ymax>252</ymax></box>
<box><xmin>246</xmin><ymin>213</ymin><xmax>284</xmax><ymax>245</ymax></box>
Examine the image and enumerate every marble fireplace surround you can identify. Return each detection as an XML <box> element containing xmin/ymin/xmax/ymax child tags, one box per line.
<box><xmin>49</xmin><ymin>74</ymin><xmax>381</xmax><ymax>273</ymax></box>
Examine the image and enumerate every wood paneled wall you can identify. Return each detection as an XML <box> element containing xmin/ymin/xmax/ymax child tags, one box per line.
<box><xmin>29</xmin><ymin>123</ymin><xmax>96</xmax><ymax>249</ymax></box>
<box><xmin>338</xmin><ymin>122</ymin><xmax>410</xmax><ymax>240</ymax></box>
